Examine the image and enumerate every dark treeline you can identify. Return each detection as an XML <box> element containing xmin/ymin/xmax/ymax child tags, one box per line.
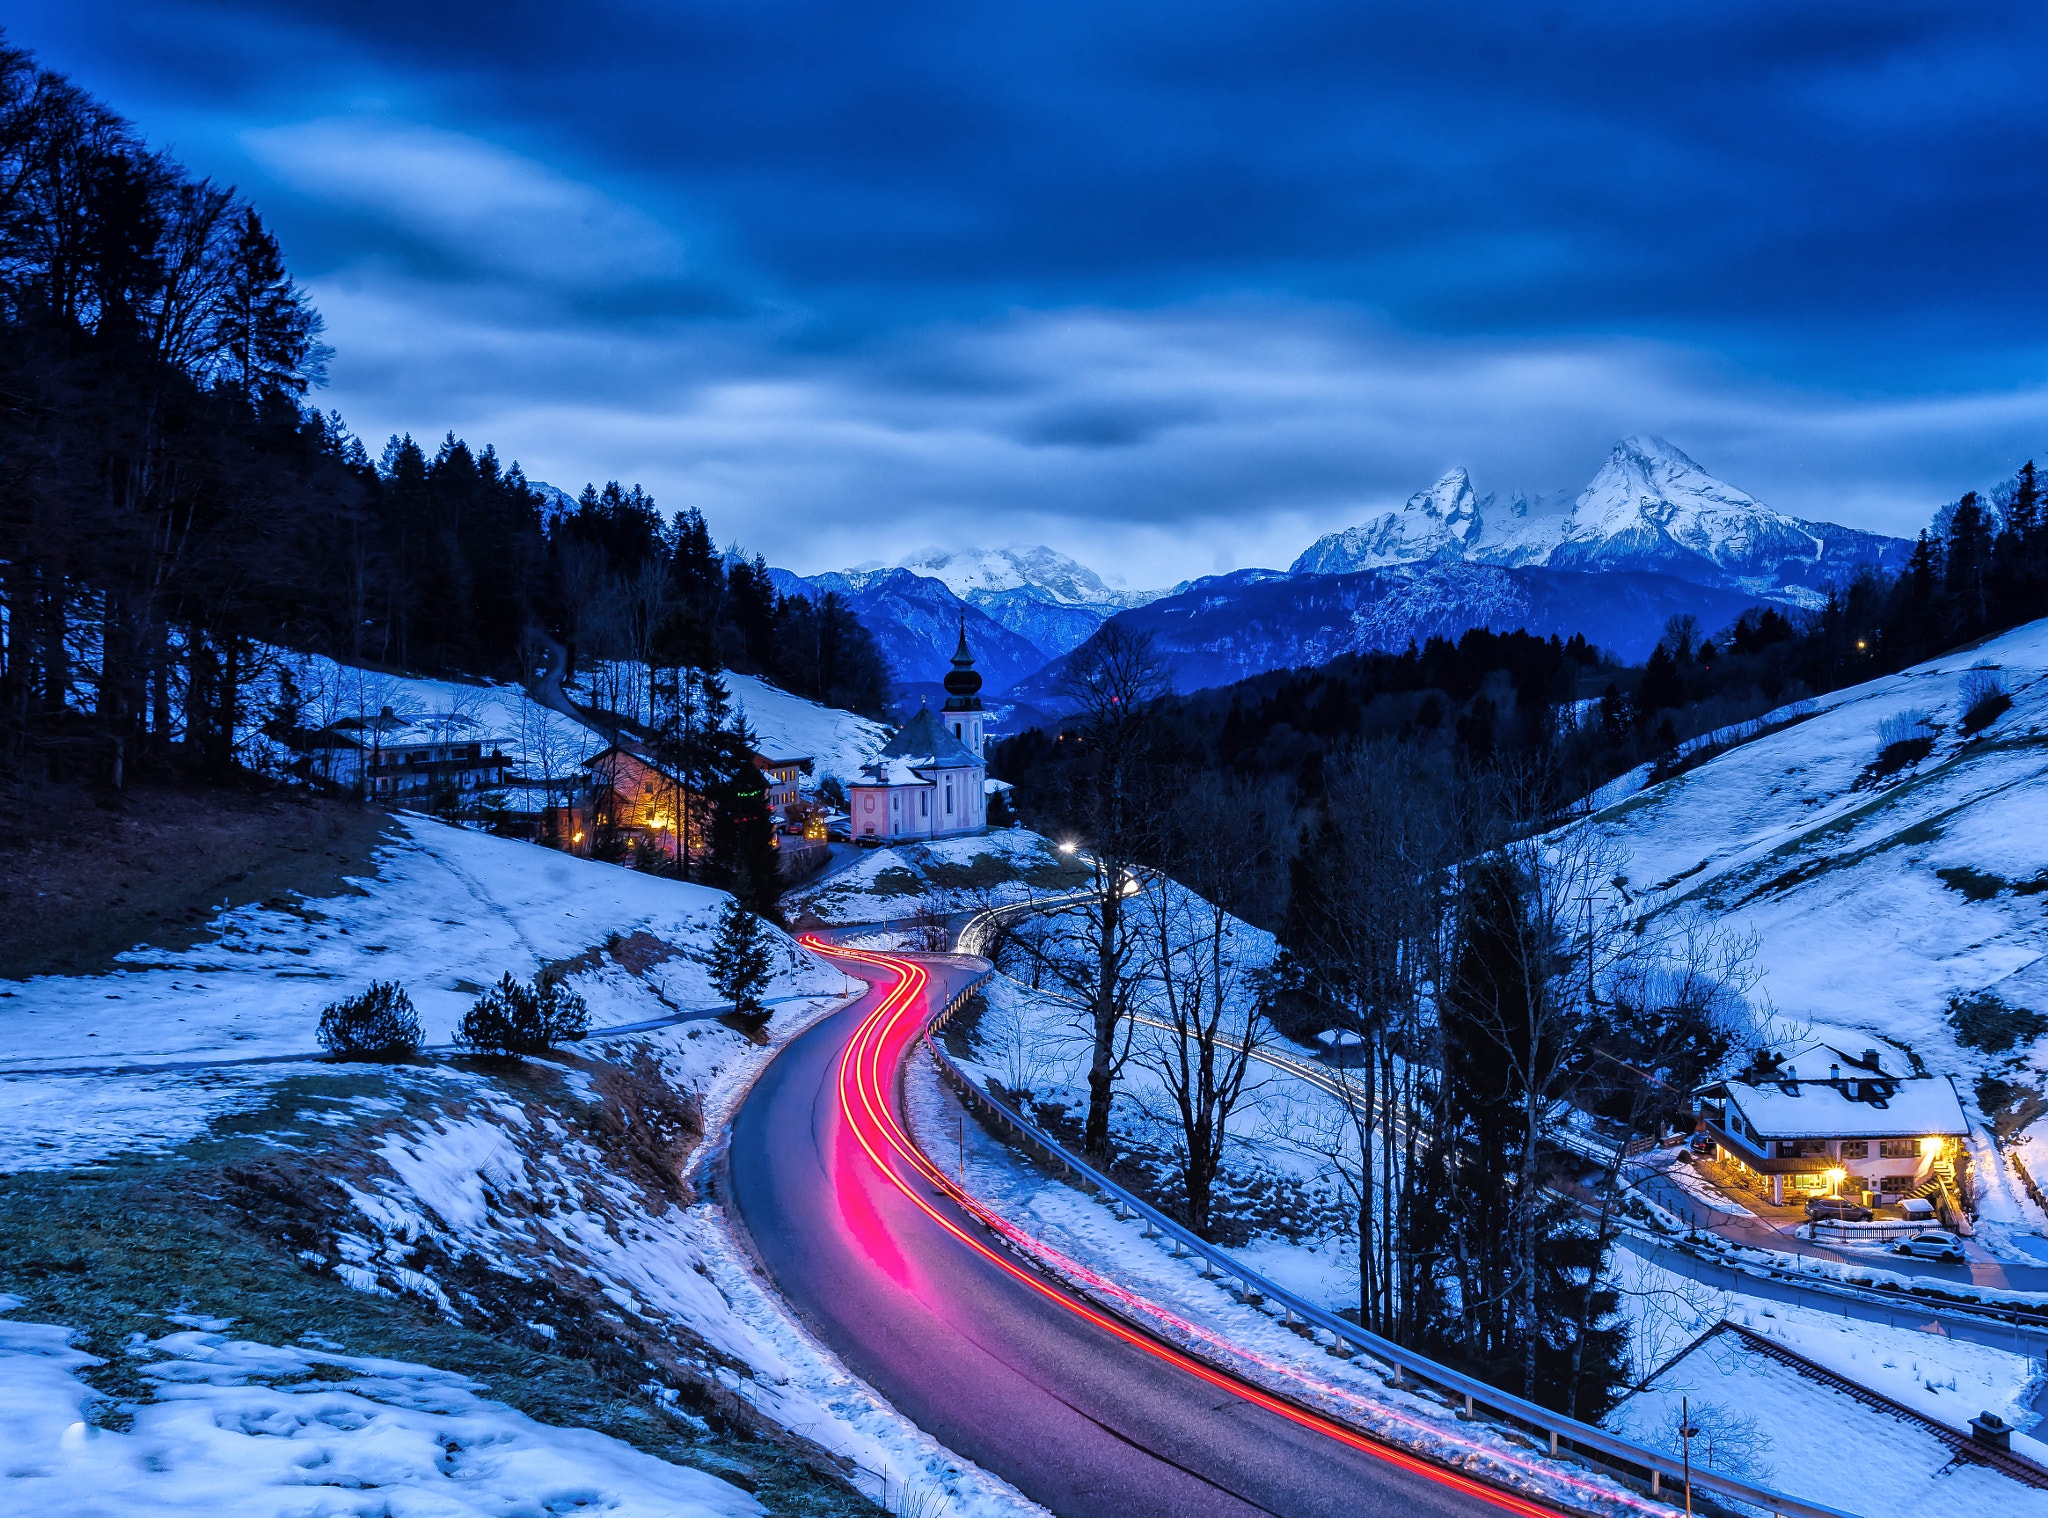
<box><xmin>0</xmin><ymin>39</ymin><xmax>887</xmax><ymax>791</ymax></box>
<box><xmin>990</xmin><ymin>475</ymin><xmax>2048</xmax><ymax>1419</ymax></box>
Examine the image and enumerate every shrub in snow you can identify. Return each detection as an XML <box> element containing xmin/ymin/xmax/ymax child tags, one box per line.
<box><xmin>458</xmin><ymin>972</ymin><xmax>589</xmax><ymax>1056</ymax></box>
<box><xmin>1656</xmin><ymin>1399</ymin><xmax>1774</xmax><ymax>1483</ymax></box>
<box><xmin>317</xmin><ymin>981</ymin><xmax>423</xmax><ymax>1061</ymax></box>
<box><xmin>1866</xmin><ymin>709</ymin><xmax>1936</xmax><ymax>779</ymax></box>
<box><xmin>1959</xmin><ymin>668</ymin><xmax>2012</xmax><ymax>736</ymax></box>
<box><xmin>710</xmin><ymin>898</ymin><xmax>774</xmax><ymax>1023</ymax></box>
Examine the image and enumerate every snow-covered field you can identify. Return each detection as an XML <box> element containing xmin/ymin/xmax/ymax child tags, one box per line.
<box><xmin>0</xmin><ymin>813</ymin><xmax>851</xmax><ymax>1176</ymax></box>
<box><xmin>785</xmin><ymin>827</ymin><xmax>1088</xmax><ymax>923</ymax></box>
<box><xmin>0</xmin><ymin>1309</ymin><xmax>764</xmax><ymax>1518</ymax></box>
<box><xmin>0</xmin><ymin>810</ymin><xmax>1045</xmax><ymax>1518</ymax></box>
<box><xmin>1552</xmin><ymin>618</ymin><xmax>2048</xmax><ymax>1250</ymax></box>
<box><xmin>1607</xmin><ymin>1250</ymin><xmax>2048</xmax><ymax>1517</ymax></box>
<box><xmin>566</xmin><ymin>662</ymin><xmax>890</xmax><ymax>793</ymax></box>
<box><xmin>240</xmin><ymin>645</ymin><xmax>607</xmax><ymax>784</ymax></box>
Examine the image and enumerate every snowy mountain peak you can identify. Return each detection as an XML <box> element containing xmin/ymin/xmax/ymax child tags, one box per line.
<box><xmin>892</xmin><ymin>545</ymin><xmax>1166</xmax><ymax>612</ymax></box>
<box><xmin>1294</xmin><ymin>438</ymin><xmax>1908</xmax><ymax>594</ymax></box>
<box><xmin>1553</xmin><ymin>435</ymin><xmax>1823</xmax><ymax>577</ymax></box>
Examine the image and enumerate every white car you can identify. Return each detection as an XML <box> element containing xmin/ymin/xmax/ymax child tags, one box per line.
<box><xmin>1892</xmin><ymin>1230</ymin><xmax>1965</xmax><ymax>1263</ymax></box>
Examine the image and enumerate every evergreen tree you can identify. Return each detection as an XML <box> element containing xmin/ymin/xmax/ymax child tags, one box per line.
<box><xmin>710</xmin><ymin>897</ymin><xmax>774</xmax><ymax>1023</ymax></box>
<box><xmin>215</xmin><ymin>207</ymin><xmax>329</xmax><ymax>399</ymax></box>
<box><xmin>1635</xmin><ymin>642</ymin><xmax>1683</xmax><ymax>722</ymax></box>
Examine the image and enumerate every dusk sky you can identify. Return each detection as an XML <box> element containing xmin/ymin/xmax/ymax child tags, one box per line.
<box><xmin>17</xmin><ymin>1</ymin><xmax>2048</xmax><ymax>585</ymax></box>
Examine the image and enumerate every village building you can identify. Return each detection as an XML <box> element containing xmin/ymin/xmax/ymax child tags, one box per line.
<box><xmin>849</xmin><ymin>622</ymin><xmax>988</xmax><ymax>844</ymax></box>
<box><xmin>573</xmin><ymin>739</ymin><xmax>813</xmax><ymax>859</ymax></box>
<box><xmin>1693</xmin><ymin>1046</ymin><xmax>1971</xmax><ymax>1208</ymax></box>
<box><xmin>288</xmin><ymin>706</ymin><xmax>511</xmax><ymax>804</ymax></box>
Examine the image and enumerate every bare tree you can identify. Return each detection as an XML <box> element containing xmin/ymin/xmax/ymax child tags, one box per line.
<box><xmin>1133</xmin><ymin>770</ymin><xmax>1291</xmax><ymax>1237</ymax></box>
<box><xmin>1055</xmin><ymin>624</ymin><xmax>1170</xmax><ymax>1159</ymax></box>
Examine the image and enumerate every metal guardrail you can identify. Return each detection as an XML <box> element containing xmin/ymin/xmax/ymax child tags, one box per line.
<box><xmin>932</xmin><ymin>905</ymin><xmax>1859</xmax><ymax>1518</ymax></box>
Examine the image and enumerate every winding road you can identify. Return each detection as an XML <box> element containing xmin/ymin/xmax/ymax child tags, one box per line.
<box><xmin>726</xmin><ymin>939</ymin><xmax>1557</xmax><ymax>1518</ymax></box>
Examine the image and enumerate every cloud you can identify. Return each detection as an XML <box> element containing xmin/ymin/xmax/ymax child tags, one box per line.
<box><xmin>306</xmin><ymin>280</ymin><xmax>2048</xmax><ymax>587</ymax></box>
<box><xmin>242</xmin><ymin>116</ymin><xmax>696</xmax><ymax>292</ymax></box>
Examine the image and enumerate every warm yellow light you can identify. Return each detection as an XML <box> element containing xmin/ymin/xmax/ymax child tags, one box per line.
<box><xmin>572</xmin><ymin>831</ymin><xmax>585</xmax><ymax>843</ymax></box>
<box><xmin>1825</xmin><ymin>1167</ymin><xmax>1845</xmax><ymax>1190</ymax></box>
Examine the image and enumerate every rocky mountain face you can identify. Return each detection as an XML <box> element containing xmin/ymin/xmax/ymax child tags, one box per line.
<box><xmin>1008</xmin><ymin>562</ymin><xmax>1762</xmax><ymax>700</ymax></box>
<box><xmin>1292</xmin><ymin>437</ymin><xmax>1911</xmax><ymax>602</ymax></box>
<box><xmin>784</xmin><ymin>567</ymin><xmax>1050</xmax><ymax>698</ymax></box>
<box><xmin>773</xmin><ymin>546</ymin><xmax>1179</xmax><ymax>698</ymax></box>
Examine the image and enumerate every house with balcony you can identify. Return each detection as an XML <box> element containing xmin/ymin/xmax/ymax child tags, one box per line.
<box><xmin>287</xmin><ymin>706</ymin><xmax>511</xmax><ymax>804</ymax></box>
<box><xmin>1693</xmin><ymin>1046</ymin><xmax>1971</xmax><ymax>1208</ymax></box>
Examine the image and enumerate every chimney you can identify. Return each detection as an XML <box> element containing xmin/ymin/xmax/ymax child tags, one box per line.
<box><xmin>1862</xmin><ymin>1049</ymin><xmax>1882</xmax><ymax>1070</ymax></box>
<box><xmin>1830</xmin><ymin>1063</ymin><xmax>1840</xmax><ymax>1082</ymax></box>
<box><xmin>1969</xmin><ymin>1412</ymin><xmax>2012</xmax><ymax>1453</ymax></box>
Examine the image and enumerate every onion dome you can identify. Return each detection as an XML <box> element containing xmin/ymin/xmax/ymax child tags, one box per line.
<box><xmin>942</xmin><ymin>615</ymin><xmax>983</xmax><ymax>709</ymax></box>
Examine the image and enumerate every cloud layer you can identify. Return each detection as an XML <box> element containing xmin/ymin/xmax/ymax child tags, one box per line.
<box><xmin>13</xmin><ymin>1</ymin><xmax>2048</xmax><ymax>581</ymax></box>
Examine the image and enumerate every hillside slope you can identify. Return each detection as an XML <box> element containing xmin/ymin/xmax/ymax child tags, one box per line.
<box><xmin>1556</xmin><ymin>617</ymin><xmax>2048</xmax><ymax>1245</ymax></box>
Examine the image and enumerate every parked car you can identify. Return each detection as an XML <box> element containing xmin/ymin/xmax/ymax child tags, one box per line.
<box><xmin>1893</xmin><ymin>1231</ymin><xmax>1965</xmax><ymax>1263</ymax></box>
<box><xmin>1686</xmin><ymin>1133</ymin><xmax>1716</xmax><ymax>1155</ymax></box>
<box><xmin>1804</xmin><ymin>1197</ymin><xmax>1873</xmax><ymax>1222</ymax></box>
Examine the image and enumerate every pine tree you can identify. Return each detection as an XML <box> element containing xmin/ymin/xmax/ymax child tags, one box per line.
<box><xmin>215</xmin><ymin>208</ymin><xmax>329</xmax><ymax>399</ymax></box>
<box><xmin>710</xmin><ymin>898</ymin><xmax>774</xmax><ymax>1024</ymax></box>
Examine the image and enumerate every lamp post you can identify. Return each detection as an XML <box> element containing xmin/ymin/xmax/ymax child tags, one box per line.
<box><xmin>1679</xmin><ymin>1395</ymin><xmax>1700</xmax><ymax>1518</ymax></box>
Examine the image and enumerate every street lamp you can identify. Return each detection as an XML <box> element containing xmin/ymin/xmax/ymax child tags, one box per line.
<box><xmin>1825</xmin><ymin>1167</ymin><xmax>1845</xmax><ymax>1198</ymax></box>
<box><xmin>1679</xmin><ymin>1395</ymin><xmax>1701</xmax><ymax>1518</ymax></box>
<box><xmin>1057</xmin><ymin>840</ymin><xmax>1077</xmax><ymax>855</ymax></box>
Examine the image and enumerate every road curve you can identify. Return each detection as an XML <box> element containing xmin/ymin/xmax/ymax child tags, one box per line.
<box><xmin>726</xmin><ymin>941</ymin><xmax>1557</xmax><ymax>1518</ymax></box>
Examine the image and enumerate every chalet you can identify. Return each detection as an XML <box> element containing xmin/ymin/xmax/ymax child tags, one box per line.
<box><xmin>849</xmin><ymin>624</ymin><xmax>988</xmax><ymax>844</ymax></box>
<box><xmin>289</xmin><ymin>707</ymin><xmax>510</xmax><ymax>803</ymax></box>
<box><xmin>1694</xmin><ymin>1046</ymin><xmax>1971</xmax><ymax>1207</ymax></box>
<box><xmin>753</xmin><ymin>748</ymin><xmax>811</xmax><ymax>822</ymax></box>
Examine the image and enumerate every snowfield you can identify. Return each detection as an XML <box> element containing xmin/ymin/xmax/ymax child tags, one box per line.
<box><xmin>564</xmin><ymin>663</ymin><xmax>891</xmax><ymax>792</ymax></box>
<box><xmin>0</xmin><ymin>807</ymin><xmax>1047</xmax><ymax>1518</ymax></box>
<box><xmin>1552</xmin><ymin>617</ymin><xmax>2048</xmax><ymax>1250</ymax></box>
<box><xmin>784</xmin><ymin>827</ymin><xmax>1089</xmax><ymax>923</ymax></box>
<box><xmin>0</xmin><ymin>1309</ymin><xmax>765</xmax><ymax>1518</ymax></box>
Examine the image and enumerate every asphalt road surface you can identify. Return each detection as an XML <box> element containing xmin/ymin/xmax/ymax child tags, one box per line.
<box><xmin>726</xmin><ymin>943</ymin><xmax>1557</xmax><ymax>1518</ymax></box>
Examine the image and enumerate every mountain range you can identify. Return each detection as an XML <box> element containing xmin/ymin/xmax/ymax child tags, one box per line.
<box><xmin>777</xmin><ymin>438</ymin><xmax>1915</xmax><ymax>708</ymax></box>
<box><xmin>1291</xmin><ymin>437</ymin><xmax>1912</xmax><ymax>600</ymax></box>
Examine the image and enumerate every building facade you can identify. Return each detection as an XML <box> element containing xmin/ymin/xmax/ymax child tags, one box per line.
<box><xmin>848</xmin><ymin>622</ymin><xmax>988</xmax><ymax>844</ymax></box>
<box><xmin>1694</xmin><ymin>1047</ymin><xmax>1970</xmax><ymax>1207</ymax></box>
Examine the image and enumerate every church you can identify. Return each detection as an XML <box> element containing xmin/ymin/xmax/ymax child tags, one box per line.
<box><xmin>849</xmin><ymin>621</ymin><xmax>988</xmax><ymax>843</ymax></box>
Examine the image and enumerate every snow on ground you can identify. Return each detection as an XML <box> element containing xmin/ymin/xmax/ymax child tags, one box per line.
<box><xmin>0</xmin><ymin>813</ymin><xmax>849</xmax><ymax>1076</ymax></box>
<box><xmin>1551</xmin><ymin>618</ymin><xmax>2048</xmax><ymax>1246</ymax></box>
<box><xmin>564</xmin><ymin>662</ymin><xmax>890</xmax><ymax>793</ymax></box>
<box><xmin>905</xmin><ymin>1053</ymin><xmax>1660</xmax><ymax>1516</ymax></box>
<box><xmin>0</xmin><ymin>1308</ymin><xmax>764</xmax><ymax>1518</ymax></box>
<box><xmin>785</xmin><ymin>827</ymin><xmax>1087</xmax><ymax>922</ymax></box>
<box><xmin>1609</xmin><ymin>1331</ymin><xmax>2047</xmax><ymax>1518</ymax></box>
<box><xmin>0</xmin><ymin>807</ymin><xmax>853</xmax><ymax>1175</ymax></box>
<box><xmin>320</xmin><ymin>998</ymin><xmax>1043</xmax><ymax>1518</ymax></box>
<box><xmin>238</xmin><ymin>645</ymin><xmax>606</xmax><ymax>784</ymax></box>
<box><xmin>1610</xmin><ymin>1251</ymin><xmax>2046</xmax><ymax>1438</ymax></box>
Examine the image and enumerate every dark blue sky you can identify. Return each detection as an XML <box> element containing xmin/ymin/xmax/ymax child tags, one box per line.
<box><xmin>17</xmin><ymin>1</ymin><xmax>2048</xmax><ymax>580</ymax></box>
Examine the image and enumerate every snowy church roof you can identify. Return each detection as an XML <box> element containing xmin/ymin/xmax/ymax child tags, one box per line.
<box><xmin>877</xmin><ymin>707</ymin><xmax>980</xmax><ymax>769</ymax></box>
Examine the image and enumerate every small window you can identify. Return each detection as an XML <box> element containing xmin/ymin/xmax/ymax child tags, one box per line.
<box><xmin>1838</xmin><ymin>1140</ymin><xmax>1869</xmax><ymax>1159</ymax></box>
<box><xmin>1879</xmin><ymin>1138</ymin><xmax>1918</xmax><ymax>1158</ymax></box>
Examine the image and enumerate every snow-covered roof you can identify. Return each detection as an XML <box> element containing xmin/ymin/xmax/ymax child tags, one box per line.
<box><xmin>852</xmin><ymin>758</ymin><xmax>934</xmax><ymax>789</ymax></box>
<box><xmin>1723</xmin><ymin>1075</ymin><xmax>1968</xmax><ymax>1139</ymax></box>
<box><xmin>878</xmin><ymin>707</ymin><xmax>979</xmax><ymax>768</ymax></box>
<box><xmin>983</xmin><ymin>776</ymin><xmax>1014</xmax><ymax>794</ymax></box>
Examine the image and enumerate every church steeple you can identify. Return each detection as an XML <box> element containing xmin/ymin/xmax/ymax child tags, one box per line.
<box><xmin>942</xmin><ymin>613</ymin><xmax>983</xmax><ymax>713</ymax></box>
<box><xmin>940</xmin><ymin>613</ymin><xmax>985</xmax><ymax>761</ymax></box>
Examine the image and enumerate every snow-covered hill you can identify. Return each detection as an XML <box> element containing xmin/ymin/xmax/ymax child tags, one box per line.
<box><xmin>1294</xmin><ymin>437</ymin><xmax>1911</xmax><ymax>602</ymax></box>
<box><xmin>1552</xmin><ymin>617</ymin><xmax>2048</xmax><ymax>1250</ymax></box>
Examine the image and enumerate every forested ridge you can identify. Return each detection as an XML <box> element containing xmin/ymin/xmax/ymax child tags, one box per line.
<box><xmin>0</xmin><ymin>37</ymin><xmax>888</xmax><ymax>792</ymax></box>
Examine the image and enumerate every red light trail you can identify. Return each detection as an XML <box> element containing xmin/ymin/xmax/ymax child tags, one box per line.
<box><xmin>804</xmin><ymin>935</ymin><xmax>1630</xmax><ymax>1518</ymax></box>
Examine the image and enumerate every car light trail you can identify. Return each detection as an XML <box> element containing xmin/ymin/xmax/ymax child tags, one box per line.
<box><xmin>803</xmin><ymin>936</ymin><xmax>1658</xmax><ymax>1518</ymax></box>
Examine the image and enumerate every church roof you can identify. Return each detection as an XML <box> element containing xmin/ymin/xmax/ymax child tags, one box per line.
<box><xmin>878</xmin><ymin>706</ymin><xmax>980</xmax><ymax>768</ymax></box>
